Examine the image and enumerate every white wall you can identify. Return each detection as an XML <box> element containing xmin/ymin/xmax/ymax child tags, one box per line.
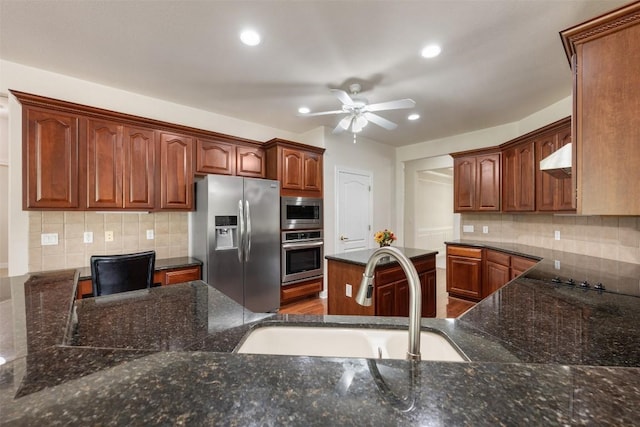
<box><xmin>0</xmin><ymin>97</ymin><xmax>8</xmax><ymax>268</ymax></box>
<box><xmin>0</xmin><ymin>60</ymin><xmax>320</xmax><ymax>275</ymax></box>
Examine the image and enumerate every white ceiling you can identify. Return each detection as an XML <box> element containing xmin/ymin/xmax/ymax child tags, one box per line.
<box><xmin>0</xmin><ymin>0</ymin><xmax>629</xmax><ymax>147</ymax></box>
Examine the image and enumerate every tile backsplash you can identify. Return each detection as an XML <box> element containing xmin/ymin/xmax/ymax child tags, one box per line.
<box><xmin>29</xmin><ymin>211</ymin><xmax>189</xmax><ymax>272</ymax></box>
<box><xmin>460</xmin><ymin>213</ymin><xmax>640</xmax><ymax>264</ymax></box>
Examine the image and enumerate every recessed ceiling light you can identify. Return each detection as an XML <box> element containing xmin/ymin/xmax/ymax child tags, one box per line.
<box><xmin>408</xmin><ymin>114</ymin><xmax>420</xmax><ymax>121</ymax></box>
<box><xmin>240</xmin><ymin>29</ymin><xmax>261</xmax><ymax>46</ymax></box>
<box><xmin>421</xmin><ymin>44</ymin><xmax>441</xmax><ymax>58</ymax></box>
<box><xmin>298</xmin><ymin>107</ymin><xmax>310</xmax><ymax>114</ymax></box>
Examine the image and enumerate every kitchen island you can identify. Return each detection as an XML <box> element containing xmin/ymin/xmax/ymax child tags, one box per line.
<box><xmin>1</xmin><ymin>256</ymin><xmax>639</xmax><ymax>424</ymax></box>
<box><xmin>325</xmin><ymin>247</ymin><xmax>438</xmax><ymax>317</ymax></box>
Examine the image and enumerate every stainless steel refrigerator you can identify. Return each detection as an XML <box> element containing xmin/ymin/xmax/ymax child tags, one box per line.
<box><xmin>191</xmin><ymin>175</ymin><xmax>281</xmax><ymax>313</ymax></box>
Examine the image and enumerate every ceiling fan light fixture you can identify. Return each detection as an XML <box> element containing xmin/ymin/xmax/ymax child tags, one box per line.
<box><xmin>352</xmin><ymin>115</ymin><xmax>368</xmax><ymax>133</ymax></box>
<box><xmin>421</xmin><ymin>44</ymin><xmax>441</xmax><ymax>58</ymax></box>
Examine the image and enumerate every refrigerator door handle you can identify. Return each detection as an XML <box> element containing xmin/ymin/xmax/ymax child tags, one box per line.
<box><xmin>238</xmin><ymin>199</ymin><xmax>244</xmax><ymax>263</ymax></box>
<box><xmin>245</xmin><ymin>200</ymin><xmax>252</xmax><ymax>262</ymax></box>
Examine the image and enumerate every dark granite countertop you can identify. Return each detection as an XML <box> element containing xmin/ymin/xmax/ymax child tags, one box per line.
<box><xmin>1</xmin><ymin>256</ymin><xmax>639</xmax><ymax>424</ymax></box>
<box><xmin>76</xmin><ymin>256</ymin><xmax>202</xmax><ymax>281</ymax></box>
<box><xmin>325</xmin><ymin>247</ymin><xmax>438</xmax><ymax>267</ymax></box>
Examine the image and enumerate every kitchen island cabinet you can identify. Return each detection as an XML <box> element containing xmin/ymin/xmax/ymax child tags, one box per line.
<box><xmin>326</xmin><ymin>247</ymin><xmax>437</xmax><ymax>318</ymax></box>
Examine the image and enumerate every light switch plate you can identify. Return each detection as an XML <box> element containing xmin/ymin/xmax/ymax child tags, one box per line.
<box><xmin>482</xmin><ymin>226</ymin><xmax>489</xmax><ymax>234</ymax></box>
<box><xmin>146</xmin><ymin>229</ymin><xmax>154</xmax><ymax>240</ymax></box>
<box><xmin>463</xmin><ymin>225</ymin><xmax>474</xmax><ymax>233</ymax></box>
<box><xmin>554</xmin><ymin>230</ymin><xmax>561</xmax><ymax>240</ymax></box>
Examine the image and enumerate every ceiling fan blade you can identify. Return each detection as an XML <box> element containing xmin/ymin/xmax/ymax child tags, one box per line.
<box><xmin>364</xmin><ymin>112</ymin><xmax>398</xmax><ymax>130</ymax></box>
<box><xmin>366</xmin><ymin>98</ymin><xmax>416</xmax><ymax>112</ymax></box>
<box><xmin>330</xmin><ymin>89</ymin><xmax>354</xmax><ymax>106</ymax></box>
<box><xmin>332</xmin><ymin>115</ymin><xmax>353</xmax><ymax>134</ymax></box>
<box><xmin>298</xmin><ymin>109</ymin><xmax>344</xmax><ymax>117</ymax></box>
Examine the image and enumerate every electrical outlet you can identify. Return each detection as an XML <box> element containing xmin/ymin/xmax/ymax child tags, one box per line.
<box><xmin>483</xmin><ymin>226</ymin><xmax>489</xmax><ymax>234</ymax></box>
<box><xmin>554</xmin><ymin>230</ymin><xmax>561</xmax><ymax>241</ymax></box>
<box><xmin>146</xmin><ymin>229</ymin><xmax>154</xmax><ymax>240</ymax></box>
<box><xmin>554</xmin><ymin>260</ymin><xmax>561</xmax><ymax>270</ymax></box>
<box><xmin>41</xmin><ymin>233</ymin><xmax>59</xmax><ymax>246</ymax></box>
<box><xmin>462</xmin><ymin>225</ymin><xmax>474</xmax><ymax>233</ymax></box>
<box><xmin>346</xmin><ymin>284</ymin><xmax>352</xmax><ymax>298</ymax></box>
<box><xmin>83</xmin><ymin>231</ymin><xmax>93</xmax><ymax>244</ymax></box>
<box><xmin>105</xmin><ymin>231</ymin><xmax>114</xmax><ymax>242</ymax></box>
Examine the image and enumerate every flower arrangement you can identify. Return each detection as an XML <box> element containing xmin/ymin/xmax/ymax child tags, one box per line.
<box><xmin>374</xmin><ymin>229</ymin><xmax>397</xmax><ymax>247</ymax></box>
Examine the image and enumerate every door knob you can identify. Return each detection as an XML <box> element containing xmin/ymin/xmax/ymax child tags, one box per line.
<box><xmin>340</xmin><ymin>235</ymin><xmax>349</xmax><ymax>241</ymax></box>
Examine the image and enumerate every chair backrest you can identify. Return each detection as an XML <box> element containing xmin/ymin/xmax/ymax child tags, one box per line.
<box><xmin>90</xmin><ymin>251</ymin><xmax>156</xmax><ymax>297</ymax></box>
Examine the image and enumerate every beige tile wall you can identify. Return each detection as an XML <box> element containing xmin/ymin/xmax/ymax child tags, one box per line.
<box><xmin>29</xmin><ymin>212</ymin><xmax>189</xmax><ymax>272</ymax></box>
<box><xmin>460</xmin><ymin>213</ymin><xmax>640</xmax><ymax>264</ymax></box>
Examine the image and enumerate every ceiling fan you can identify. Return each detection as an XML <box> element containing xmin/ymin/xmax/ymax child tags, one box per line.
<box><xmin>301</xmin><ymin>83</ymin><xmax>416</xmax><ymax>134</ymax></box>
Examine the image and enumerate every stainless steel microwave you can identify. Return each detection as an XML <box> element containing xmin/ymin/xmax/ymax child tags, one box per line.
<box><xmin>280</xmin><ymin>197</ymin><xmax>323</xmax><ymax>230</ymax></box>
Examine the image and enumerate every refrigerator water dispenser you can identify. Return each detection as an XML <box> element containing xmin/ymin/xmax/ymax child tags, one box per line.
<box><xmin>215</xmin><ymin>216</ymin><xmax>238</xmax><ymax>250</ymax></box>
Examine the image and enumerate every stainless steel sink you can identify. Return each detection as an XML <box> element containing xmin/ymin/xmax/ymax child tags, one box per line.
<box><xmin>236</xmin><ymin>326</ymin><xmax>466</xmax><ymax>361</ymax></box>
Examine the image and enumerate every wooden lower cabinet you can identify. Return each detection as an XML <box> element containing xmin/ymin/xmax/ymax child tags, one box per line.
<box><xmin>447</xmin><ymin>244</ymin><xmax>539</xmax><ymax>301</ymax></box>
<box><xmin>280</xmin><ymin>276</ymin><xmax>323</xmax><ymax>305</ymax></box>
<box><xmin>327</xmin><ymin>254</ymin><xmax>437</xmax><ymax>318</ymax></box>
<box><xmin>76</xmin><ymin>265</ymin><xmax>202</xmax><ymax>299</ymax></box>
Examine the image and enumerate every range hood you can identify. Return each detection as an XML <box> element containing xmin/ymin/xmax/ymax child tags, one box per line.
<box><xmin>539</xmin><ymin>143</ymin><xmax>572</xmax><ymax>178</ymax></box>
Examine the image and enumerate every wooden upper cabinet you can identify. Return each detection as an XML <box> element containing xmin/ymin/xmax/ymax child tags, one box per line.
<box><xmin>159</xmin><ymin>132</ymin><xmax>193</xmax><ymax>210</ymax></box>
<box><xmin>86</xmin><ymin>119</ymin><xmax>123</xmax><ymax>209</ymax></box>
<box><xmin>535</xmin><ymin>122</ymin><xmax>574</xmax><ymax>212</ymax></box>
<box><xmin>236</xmin><ymin>146</ymin><xmax>265</xmax><ymax>178</ymax></box>
<box><xmin>196</xmin><ymin>138</ymin><xmax>235</xmax><ymax>175</ymax></box>
<box><xmin>502</xmin><ymin>141</ymin><xmax>535</xmax><ymax>212</ymax></box>
<box><xmin>561</xmin><ymin>2</ymin><xmax>640</xmax><ymax>215</ymax></box>
<box><xmin>453</xmin><ymin>152</ymin><xmax>500</xmax><ymax>212</ymax></box>
<box><xmin>264</xmin><ymin>139</ymin><xmax>325</xmax><ymax>197</ymax></box>
<box><xmin>23</xmin><ymin>107</ymin><xmax>80</xmax><ymax>209</ymax></box>
<box><xmin>123</xmin><ymin>126</ymin><xmax>156</xmax><ymax>209</ymax></box>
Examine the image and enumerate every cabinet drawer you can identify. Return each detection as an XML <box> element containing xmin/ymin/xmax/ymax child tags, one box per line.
<box><xmin>447</xmin><ymin>246</ymin><xmax>482</xmax><ymax>259</ymax></box>
<box><xmin>511</xmin><ymin>256</ymin><xmax>537</xmax><ymax>272</ymax></box>
<box><xmin>376</xmin><ymin>265</ymin><xmax>404</xmax><ymax>284</ymax></box>
<box><xmin>486</xmin><ymin>250</ymin><xmax>510</xmax><ymax>267</ymax></box>
<box><xmin>413</xmin><ymin>256</ymin><xmax>436</xmax><ymax>273</ymax></box>
<box><xmin>281</xmin><ymin>278</ymin><xmax>323</xmax><ymax>304</ymax></box>
<box><xmin>163</xmin><ymin>266</ymin><xmax>202</xmax><ymax>285</ymax></box>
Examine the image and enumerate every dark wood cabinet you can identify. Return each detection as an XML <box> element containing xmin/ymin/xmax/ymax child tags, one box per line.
<box><xmin>327</xmin><ymin>253</ymin><xmax>437</xmax><ymax>318</ymax></box>
<box><xmin>159</xmin><ymin>132</ymin><xmax>194</xmax><ymax>210</ymax></box>
<box><xmin>535</xmin><ymin>122</ymin><xmax>574</xmax><ymax>212</ymax></box>
<box><xmin>446</xmin><ymin>246</ymin><xmax>483</xmax><ymax>301</ymax></box>
<box><xmin>502</xmin><ymin>141</ymin><xmax>535</xmax><ymax>212</ymax></box>
<box><xmin>23</xmin><ymin>107</ymin><xmax>80</xmax><ymax>209</ymax></box>
<box><xmin>448</xmin><ymin>244</ymin><xmax>539</xmax><ymax>301</ymax></box>
<box><xmin>86</xmin><ymin>120</ymin><xmax>156</xmax><ymax>209</ymax></box>
<box><xmin>265</xmin><ymin>138</ymin><xmax>324</xmax><ymax>197</ymax></box>
<box><xmin>280</xmin><ymin>276</ymin><xmax>323</xmax><ymax>305</ymax></box>
<box><xmin>196</xmin><ymin>138</ymin><xmax>235</xmax><ymax>175</ymax></box>
<box><xmin>453</xmin><ymin>152</ymin><xmax>501</xmax><ymax>212</ymax></box>
<box><xmin>236</xmin><ymin>146</ymin><xmax>265</xmax><ymax>178</ymax></box>
<box><xmin>561</xmin><ymin>3</ymin><xmax>640</xmax><ymax>215</ymax></box>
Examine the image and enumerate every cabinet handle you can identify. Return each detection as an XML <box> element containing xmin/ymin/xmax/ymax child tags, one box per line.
<box><xmin>340</xmin><ymin>235</ymin><xmax>349</xmax><ymax>241</ymax></box>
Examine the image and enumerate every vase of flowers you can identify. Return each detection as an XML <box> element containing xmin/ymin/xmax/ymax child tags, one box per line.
<box><xmin>374</xmin><ymin>229</ymin><xmax>397</xmax><ymax>247</ymax></box>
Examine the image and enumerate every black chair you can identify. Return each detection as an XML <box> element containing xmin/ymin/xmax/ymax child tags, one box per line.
<box><xmin>90</xmin><ymin>251</ymin><xmax>156</xmax><ymax>297</ymax></box>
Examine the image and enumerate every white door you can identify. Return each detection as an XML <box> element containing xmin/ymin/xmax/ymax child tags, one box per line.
<box><xmin>336</xmin><ymin>168</ymin><xmax>372</xmax><ymax>253</ymax></box>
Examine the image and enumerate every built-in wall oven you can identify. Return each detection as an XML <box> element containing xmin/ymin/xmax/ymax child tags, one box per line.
<box><xmin>281</xmin><ymin>229</ymin><xmax>324</xmax><ymax>284</ymax></box>
<box><xmin>281</xmin><ymin>197</ymin><xmax>322</xmax><ymax>230</ymax></box>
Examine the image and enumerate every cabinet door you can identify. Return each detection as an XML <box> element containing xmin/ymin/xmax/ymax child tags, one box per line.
<box><xmin>503</xmin><ymin>142</ymin><xmax>534</xmax><ymax>212</ymax></box>
<box><xmin>484</xmin><ymin>260</ymin><xmax>511</xmax><ymax>296</ymax></box>
<box><xmin>86</xmin><ymin>119</ymin><xmax>123</xmax><ymax>208</ymax></box>
<box><xmin>159</xmin><ymin>132</ymin><xmax>194</xmax><ymax>210</ymax></box>
<box><xmin>124</xmin><ymin>126</ymin><xmax>156</xmax><ymax>209</ymax></box>
<box><xmin>237</xmin><ymin>146</ymin><xmax>266</xmax><ymax>178</ymax></box>
<box><xmin>196</xmin><ymin>138</ymin><xmax>235</xmax><ymax>175</ymax></box>
<box><xmin>375</xmin><ymin>282</ymin><xmax>396</xmax><ymax>316</ymax></box>
<box><xmin>421</xmin><ymin>270</ymin><xmax>437</xmax><ymax>318</ymax></box>
<box><xmin>281</xmin><ymin>148</ymin><xmax>303</xmax><ymax>190</ymax></box>
<box><xmin>556</xmin><ymin>128</ymin><xmax>574</xmax><ymax>211</ymax></box>
<box><xmin>453</xmin><ymin>156</ymin><xmax>476</xmax><ymax>211</ymax></box>
<box><xmin>476</xmin><ymin>154</ymin><xmax>501</xmax><ymax>211</ymax></box>
<box><xmin>446</xmin><ymin>255</ymin><xmax>482</xmax><ymax>301</ymax></box>
<box><xmin>395</xmin><ymin>280</ymin><xmax>410</xmax><ymax>317</ymax></box>
<box><xmin>24</xmin><ymin>108</ymin><xmax>80</xmax><ymax>209</ymax></box>
<box><xmin>302</xmin><ymin>151</ymin><xmax>322</xmax><ymax>192</ymax></box>
<box><xmin>535</xmin><ymin>133</ymin><xmax>558</xmax><ymax>211</ymax></box>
